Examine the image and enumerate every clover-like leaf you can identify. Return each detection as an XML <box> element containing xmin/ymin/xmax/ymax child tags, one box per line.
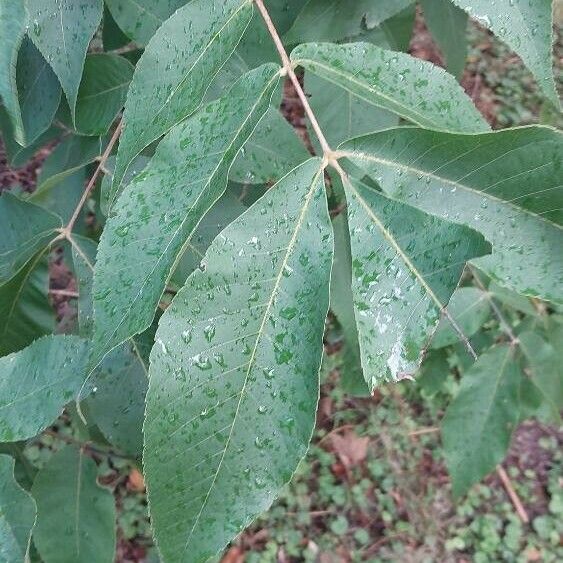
<box><xmin>339</xmin><ymin>126</ymin><xmax>563</xmax><ymax>304</ymax></box>
<box><xmin>144</xmin><ymin>158</ymin><xmax>332</xmax><ymax>562</ymax></box>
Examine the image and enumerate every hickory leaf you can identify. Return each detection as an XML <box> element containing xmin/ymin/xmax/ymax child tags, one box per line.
<box><xmin>0</xmin><ymin>454</ymin><xmax>36</xmax><ymax>562</ymax></box>
<box><xmin>92</xmin><ymin>64</ymin><xmax>280</xmax><ymax>364</ymax></box>
<box><xmin>342</xmin><ymin>176</ymin><xmax>490</xmax><ymax>388</ymax></box>
<box><xmin>26</xmin><ymin>0</ymin><xmax>104</xmax><ymax>121</ymax></box>
<box><xmin>450</xmin><ymin>0</ymin><xmax>559</xmax><ymax>107</ymax></box>
<box><xmin>292</xmin><ymin>42</ymin><xmax>489</xmax><ymax>134</ymax></box>
<box><xmin>339</xmin><ymin>126</ymin><xmax>563</xmax><ymax>304</ymax></box>
<box><xmin>0</xmin><ymin>336</ymin><xmax>88</xmax><ymax>442</ymax></box>
<box><xmin>31</xmin><ymin>445</ymin><xmax>116</xmax><ymax>563</ymax></box>
<box><xmin>144</xmin><ymin>158</ymin><xmax>332</xmax><ymax>562</ymax></box>
<box><xmin>111</xmin><ymin>0</ymin><xmax>254</xmax><ymax>200</ymax></box>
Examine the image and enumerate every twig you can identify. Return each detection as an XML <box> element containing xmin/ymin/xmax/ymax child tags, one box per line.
<box><xmin>408</xmin><ymin>427</ymin><xmax>439</xmax><ymax>437</ymax></box>
<box><xmin>43</xmin><ymin>429</ymin><xmax>130</xmax><ymax>460</ymax></box>
<box><xmin>254</xmin><ymin>0</ymin><xmax>333</xmax><ymax>157</ymax></box>
<box><xmin>49</xmin><ymin>289</ymin><xmax>79</xmax><ymax>298</ymax></box>
<box><xmin>496</xmin><ymin>465</ymin><xmax>530</xmax><ymax>523</ymax></box>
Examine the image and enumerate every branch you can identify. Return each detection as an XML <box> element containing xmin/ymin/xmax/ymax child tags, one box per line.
<box><xmin>254</xmin><ymin>0</ymin><xmax>333</xmax><ymax>158</ymax></box>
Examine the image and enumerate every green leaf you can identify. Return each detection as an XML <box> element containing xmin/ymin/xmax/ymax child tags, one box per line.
<box><xmin>88</xmin><ymin>343</ymin><xmax>147</xmax><ymax>457</ymax></box>
<box><xmin>31</xmin><ymin>445</ymin><xmax>116</xmax><ymax>563</ymax></box>
<box><xmin>102</xmin><ymin>5</ymin><xmax>130</xmax><ymax>51</ymax></box>
<box><xmin>70</xmin><ymin>235</ymin><xmax>97</xmax><ymax>337</ymax></box>
<box><xmin>0</xmin><ymin>192</ymin><xmax>61</xmax><ymax>284</ymax></box>
<box><xmin>330</xmin><ymin>214</ymin><xmax>369</xmax><ymax>396</ymax></box>
<box><xmin>26</xmin><ymin>0</ymin><xmax>104</xmax><ymax>120</ymax></box>
<box><xmin>420</xmin><ymin>0</ymin><xmax>468</xmax><ymax>79</ymax></box>
<box><xmin>92</xmin><ymin>64</ymin><xmax>280</xmax><ymax>364</ymax></box>
<box><xmin>16</xmin><ymin>38</ymin><xmax>62</xmax><ymax>146</ymax></box>
<box><xmin>342</xmin><ymin>176</ymin><xmax>490</xmax><ymax>388</ymax></box>
<box><xmin>104</xmin><ymin>0</ymin><xmax>188</xmax><ymax>45</ymax></box>
<box><xmin>0</xmin><ymin>0</ymin><xmax>26</xmax><ymax>145</ymax></box>
<box><xmin>111</xmin><ymin>0</ymin><xmax>254</xmax><ymax>199</ymax></box>
<box><xmin>519</xmin><ymin>331</ymin><xmax>562</xmax><ymax>424</ymax></box>
<box><xmin>0</xmin><ymin>253</ymin><xmax>55</xmax><ymax>356</ymax></box>
<box><xmin>292</xmin><ymin>42</ymin><xmax>489</xmax><ymax>134</ymax></box>
<box><xmin>305</xmin><ymin>73</ymin><xmax>398</xmax><ymax>148</ymax></box>
<box><xmin>0</xmin><ymin>454</ymin><xmax>36</xmax><ymax>561</ymax></box>
<box><xmin>339</xmin><ymin>126</ymin><xmax>563</xmax><ymax>304</ymax></box>
<box><xmin>450</xmin><ymin>0</ymin><xmax>559</xmax><ymax>107</ymax></box>
<box><xmin>230</xmin><ymin>107</ymin><xmax>309</xmax><ymax>185</ymax></box>
<box><xmin>35</xmin><ymin>134</ymin><xmax>103</xmax><ymax>193</ymax></box>
<box><xmin>442</xmin><ymin>345</ymin><xmax>521</xmax><ymax>497</ymax></box>
<box><xmin>418</xmin><ymin>349</ymin><xmax>450</xmax><ymax>396</ymax></box>
<box><xmin>75</xmin><ymin>54</ymin><xmax>134</xmax><ymax>136</ymax></box>
<box><xmin>144</xmin><ymin>158</ymin><xmax>332</xmax><ymax>562</ymax></box>
<box><xmin>0</xmin><ymin>336</ymin><xmax>88</xmax><ymax>441</ymax></box>
<box><xmin>431</xmin><ymin>287</ymin><xmax>491</xmax><ymax>349</ymax></box>
<box><xmin>284</xmin><ymin>0</ymin><xmax>414</xmax><ymax>44</ymax></box>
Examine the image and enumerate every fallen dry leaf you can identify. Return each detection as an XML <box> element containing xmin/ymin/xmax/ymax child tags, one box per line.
<box><xmin>127</xmin><ymin>468</ymin><xmax>145</xmax><ymax>492</ymax></box>
<box><xmin>330</xmin><ymin>430</ymin><xmax>369</xmax><ymax>469</ymax></box>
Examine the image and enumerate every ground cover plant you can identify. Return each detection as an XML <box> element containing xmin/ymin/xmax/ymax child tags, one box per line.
<box><xmin>0</xmin><ymin>0</ymin><xmax>561</xmax><ymax>561</ymax></box>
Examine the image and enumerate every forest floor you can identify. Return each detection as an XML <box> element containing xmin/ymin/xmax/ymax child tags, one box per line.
<box><xmin>1</xmin><ymin>11</ymin><xmax>561</xmax><ymax>563</ymax></box>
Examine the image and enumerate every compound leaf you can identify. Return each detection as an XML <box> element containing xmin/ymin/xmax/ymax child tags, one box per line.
<box><xmin>26</xmin><ymin>0</ymin><xmax>104</xmax><ymax>120</ymax></box>
<box><xmin>92</xmin><ymin>64</ymin><xmax>280</xmax><ymax>364</ymax></box>
<box><xmin>31</xmin><ymin>445</ymin><xmax>116</xmax><ymax>563</ymax></box>
<box><xmin>442</xmin><ymin>345</ymin><xmax>521</xmax><ymax>496</ymax></box>
<box><xmin>450</xmin><ymin>0</ymin><xmax>559</xmax><ymax>107</ymax></box>
<box><xmin>0</xmin><ymin>336</ymin><xmax>88</xmax><ymax>442</ymax></box>
<box><xmin>144</xmin><ymin>158</ymin><xmax>332</xmax><ymax>562</ymax></box>
<box><xmin>339</xmin><ymin>126</ymin><xmax>563</xmax><ymax>304</ymax></box>
<box><xmin>0</xmin><ymin>454</ymin><xmax>36</xmax><ymax>562</ymax></box>
<box><xmin>292</xmin><ymin>42</ymin><xmax>489</xmax><ymax>134</ymax></box>
<box><xmin>111</xmin><ymin>0</ymin><xmax>254</xmax><ymax>199</ymax></box>
<box><xmin>343</xmin><ymin>176</ymin><xmax>490</xmax><ymax>388</ymax></box>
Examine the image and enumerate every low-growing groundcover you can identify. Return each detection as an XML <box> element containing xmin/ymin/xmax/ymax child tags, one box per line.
<box><xmin>0</xmin><ymin>0</ymin><xmax>561</xmax><ymax>561</ymax></box>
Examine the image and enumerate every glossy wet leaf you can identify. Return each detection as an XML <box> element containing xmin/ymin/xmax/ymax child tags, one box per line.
<box><xmin>0</xmin><ymin>0</ymin><xmax>26</xmax><ymax>146</ymax></box>
<box><xmin>340</xmin><ymin>126</ymin><xmax>563</xmax><ymax>304</ymax></box>
<box><xmin>16</xmin><ymin>38</ymin><xmax>61</xmax><ymax>146</ymax></box>
<box><xmin>0</xmin><ymin>335</ymin><xmax>88</xmax><ymax>441</ymax></box>
<box><xmin>70</xmin><ymin>235</ymin><xmax>97</xmax><ymax>337</ymax></box>
<box><xmin>0</xmin><ymin>454</ymin><xmax>36</xmax><ymax>562</ymax></box>
<box><xmin>93</xmin><ymin>65</ymin><xmax>280</xmax><ymax>364</ymax></box>
<box><xmin>519</xmin><ymin>331</ymin><xmax>562</xmax><ymax>424</ymax></box>
<box><xmin>88</xmin><ymin>343</ymin><xmax>147</xmax><ymax>457</ymax></box>
<box><xmin>284</xmin><ymin>0</ymin><xmax>414</xmax><ymax>44</ymax></box>
<box><xmin>230</xmin><ymin>108</ymin><xmax>309</xmax><ymax>185</ymax></box>
<box><xmin>144</xmin><ymin>158</ymin><xmax>332</xmax><ymax>562</ymax></box>
<box><xmin>26</xmin><ymin>0</ymin><xmax>104</xmax><ymax>120</ymax></box>
<box><xmin>0</xmin><ymin>253</ymin><xmax>55</xmax><ymax>356</ymax></box>
<box><xmin>111</xmin><ymin>0</ymin><xmax>253</xmax><ymax>198</ymax></box>
<box><xmin>75</xmin><ymin>54</ymin><xmax>134</xmax><ymax>136</ymax></box>
<box><xmin>442</xmin><ymin>345</ymin><xmax>521</xmax><ymax>497</ymax></box>
<box><xmin>0</xmin><ymin>192</ymin><xmax>61</xmax><ymax>284</ymax></box>
<box><xmin>32</xmin><ymin>445</ymin><xmax>116</xmax><ymax>563</ymax></box>
<box><xmin>431</xmin><ymin>287</ymin><xmax>491</xmax><ymax>349</ymax></box>
<box><xmin>104</xmin><ymin>0</ymin><xmax>188</xmax><ymax>45</ymax></box>
<box><xmin>343</xmin><ymin>176</ymin><xmax>490</xmax><ymax>388</ymax></box>
<box><xmin>450</xmin><ymin>0</ymin><xmax>558</xmax><ymax>107</ymax></box>
<box><xmin>420</xmin><ymin>0</ymin><xmax>468</xmax><ymax>79</ymax></box>
<box><xmin>292</xmin><ymin>42</ymin><xmax>489</xmax><ymax>134</ymax></box>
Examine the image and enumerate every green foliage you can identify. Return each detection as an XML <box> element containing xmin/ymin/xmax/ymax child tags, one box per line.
<box><xmin>0</xmin><ymin>0</ymin><xmax>561</xmax><ymax>561</ymax></box>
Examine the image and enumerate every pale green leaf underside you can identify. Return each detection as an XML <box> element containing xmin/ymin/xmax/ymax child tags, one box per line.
<box><xmin>451</xmin><ymin>0</ymin><xmax>559</xmax><ymax>107</ymax></box>
<box><xmin>104</xmin><ymin>0</ymin><xmax>188</xmax><ymax>45</ymax></box>
<box><xmin>291</xmin><ymin>42</ymin><xmax>489</xmax><ymax>134</ymax></box>
<box><xmin>0</xmin><ymin>193</ymin><xmax>61</xmax><ymax>284</ymax></box>
<box><xmin>0</xmin><ymin>454</ymin><xmax>36</xmax><ymax>562</ymax></box>
<box><xmin>0</xmin><ymin>0</ymin><xmax>26</xmax><ymax>145</ymax></box>
<box><xmin>26</xmin><ymin>0</ymin><xmax>103</xmax><ymax>119</ymax></box>
<box><xmin>145</xmin><ymin>159</ymin><xmax>333</xmax><ymax>562</ymax></box>
<box><xmin>31</xmin><ymin>445</ymin><xmax>116</xmax><ymax>563</ymax></box>
<box><xmin>93</xmin><ymin>64</ymin><xmax>280</xmax><ymax>364</ymax></box>
<box><xmin>284</xmin><ymin>0</ymin><xmax>414</xmax><ymax>44</ymax></box>
<box><xmin>0</xmin><ymin>336</ymin><xmax>88</xmax><ymax>442</ymax></box>
<box><xmin>442</xmin><ymin>345</ymin><xmax>521</xmax><ymax>496</ymax></box>
<box><xmin>343</xmin><ymin>177</ymin><xmax>490</xmax><ymax>388</ymax></box>
<box><xmin>340</xmin><ymin>126</ymin><xmax>563</xmax><ymax>304</ymax></box>
<box><xmin>111</xmin><ymin>0</ymin><xmax>253</xmax><ymax>199</ymax></box>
